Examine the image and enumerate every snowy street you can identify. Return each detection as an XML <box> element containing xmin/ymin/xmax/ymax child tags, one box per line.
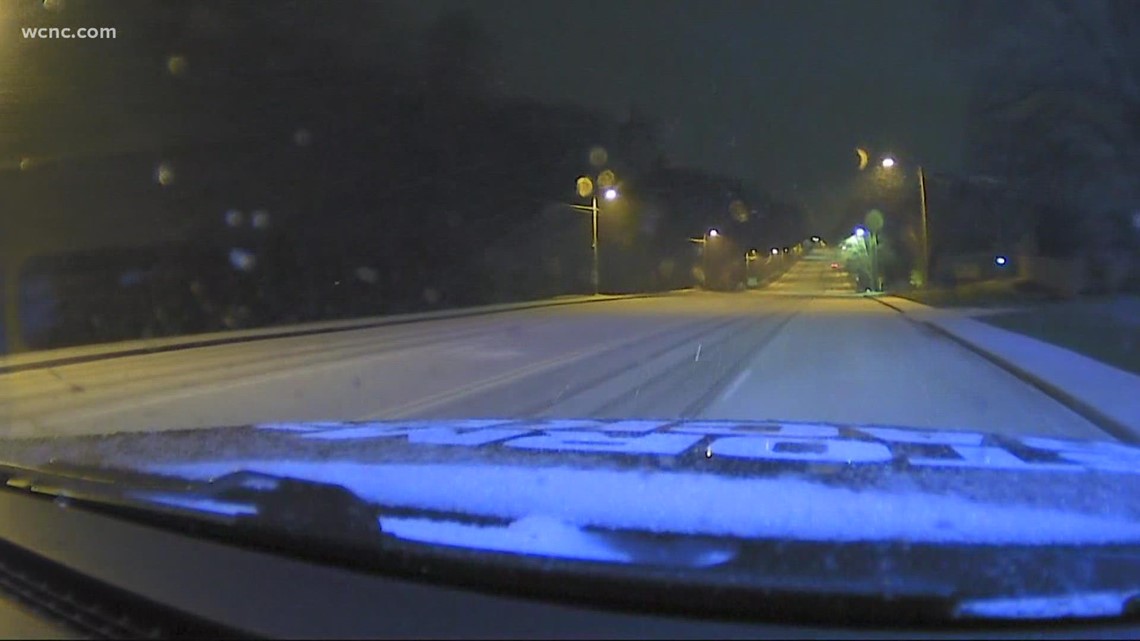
<box><xmin>0</xmin><ymin>249</ymin><xmax>1116</xmax><ymax>442</ymax></box>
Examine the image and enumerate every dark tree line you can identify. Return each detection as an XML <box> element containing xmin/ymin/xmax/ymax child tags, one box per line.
<box><xmin>944</xmin><ymin>0</ymin><xmax>1140</xmax><ymax>290</ymax></box>
<box><xmin>3</xmin><ymin>1</ymin><xmax>810</xmax><ymax>351</ymax></box>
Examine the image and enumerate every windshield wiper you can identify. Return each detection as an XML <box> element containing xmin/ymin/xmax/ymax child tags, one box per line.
<box><xmin>0</xmin><ymin>464</ymin><xmax>384</xmax><ymax>548</ymax></box>
<box><xmin>133</xmin><ymin>470</ymin><xmax>384</xmax><ymax>539</ymax></box>
<box><xmin>6</xmin><ymin>461</ymin><xmax>1140</xmax><ymax>627</ymax></box>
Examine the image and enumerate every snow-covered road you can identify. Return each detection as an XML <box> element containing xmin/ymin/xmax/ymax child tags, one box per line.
<box><xmin>0</xmin><ymin>249</ymin><xmax>1112</xmax><ymax>442</ymax></box>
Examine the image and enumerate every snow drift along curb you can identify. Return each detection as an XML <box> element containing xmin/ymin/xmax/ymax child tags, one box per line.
<box><xmin>874</xmin><ymin>296</ymin><xmax>1140</xmax><ymax>445</ymax></box>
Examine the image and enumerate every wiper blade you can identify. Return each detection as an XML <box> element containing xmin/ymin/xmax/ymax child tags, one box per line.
<box><xmin>1</xmin><ymin>464</ymin><xmax>384</xmax><ymax>545</ymax></box>
<box><xmin>7</xmin><ymin>463</ymin><xmax>1140</xmax><ymax>626</ymax></box>
<box><xmin>133</xmin><ymin>470</ymin><xmax>384</xmax><ymax>540</ymax></box>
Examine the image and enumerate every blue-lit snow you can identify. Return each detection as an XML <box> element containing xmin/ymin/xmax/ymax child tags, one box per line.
<box><xmin>955</xmin><ymin>590</ymin><xmax>1137</xmax><ymax>619</ymax></box>
<box><xmin>262</xmin><ymin>419</ymin><xmax>673</xmax><ymax>437</ymax></box>
<box><xmin>673</xmin><ymin>421</ymin><xmax>840</xmax><ymax>437</ymax></box>
<box><xmin>132</xmin><ymin>492</ymin><xmax>257</xmax><ymax>516</ymax></box>
<box><xmin>256</xmin><ymin>422</ymin><xmax>331</xmax><ymax>432</ymax></box>
<box><xmin>382</xmin><ymin>515</ymin><xmax>737</xmax><ymax>567</ymax></box>
<box><xmin>147</xmin><ymin>461</ymin><xmax>1140</xmax><ymax>546</ymax></box>
<box><xmin>858</xmin><ymin>426</ymin><xmax>985</xmax><ymax>445</ymax></box>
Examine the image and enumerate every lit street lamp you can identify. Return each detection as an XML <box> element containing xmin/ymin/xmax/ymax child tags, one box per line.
<box><xmin>689</xmin><ymin>229</ymin><xmax>721</xmax><ymax>288</ymax></box>
<box><xmin>878</xmin><ymin>153</ymin><xmax>930</xmax><ymax>287</ymax></box>
<box><xmin>571</xmin><ymin>176</ymin><xmax>620</xmax><ymax>295</ymax></box>
<box><xmin>852</xmin><ymin>217</ymin><xmax>883</xmax><ymax>291</ymax></box>
<box><xmin>745</xmin><ymin>249</ymin><xmax>760</xmax><ymax>288</ymax></box>
<box><xmin>689</xmin><ymin>229</ymin><xmax>719</xmax><ymax>245</ymax></box>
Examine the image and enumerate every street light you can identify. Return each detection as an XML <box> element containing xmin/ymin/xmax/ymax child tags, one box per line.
<box><xmin>853</xmin><ymin>227</ymin><xmax>869</xmax><ymax>287</ymax></box>
<box><xmin>689</xmin><ymin>229</ymin><xmax>721</xmax><ymax>289</ymax></box>
<box><xmin>688</xmin><ymin>229</ymin><xmax>720</xmax><ymax>245</ymax></box>
<box><xmin>572</xmin><ymin>177</ymin><xmax>620</xmax><ymax>295</ymax></box>
<box><xmin>878</xmin><ymin>153</ymin><xmax>930</xmax><ymax>287</ymax></box>
<box><xmin>745</xmin><ymin>249</ymin><xmax>760</xmax><ymax>288</ymax></box>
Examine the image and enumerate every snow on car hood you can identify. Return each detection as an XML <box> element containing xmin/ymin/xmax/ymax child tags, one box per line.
<box><xmin>61</xmin><ymin>417</ymin><xmax>1137</xmax><ymax>548</ymax></box>
<box><xmin>150</xmin><ymin>459</ymin><xmax>1140</xmax><ymax>547</ymax></box>
<box><xmin>10</xmin><ymin>417</ymin><xmax>1140</xmax><ymax>621</ymax></box>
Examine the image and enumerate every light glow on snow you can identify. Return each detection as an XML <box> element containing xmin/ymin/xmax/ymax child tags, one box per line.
<box><xmin>132</xmin><ymin>492</ymin><xmax>257</xmax><ymax>516</ymax></box>
<box><xmin>382</xmin><ymin>515</ymin><xmax>738</xmax><ymax>567</ymax></box>
<box><xmin>955</xmin><ymin>590</ymin><xmax>1137</xmax><ymax>619</ymax></box>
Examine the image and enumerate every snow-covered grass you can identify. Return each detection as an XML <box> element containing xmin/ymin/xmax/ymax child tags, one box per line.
<box><xmin>896</xmin><ymin>279</ymin><xmax>1051</xmax><ymax>309</ymax></box>
<box><xmin>982</xmin><ymin>302</ymin><xmax>1140</xmax><ymax>376</ymax></box>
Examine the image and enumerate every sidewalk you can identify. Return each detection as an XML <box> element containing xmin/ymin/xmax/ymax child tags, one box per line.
<box><xmin>878</xmin><ymin>296</ymin><xmax>1140</xmax><ymax>443</ymax></box>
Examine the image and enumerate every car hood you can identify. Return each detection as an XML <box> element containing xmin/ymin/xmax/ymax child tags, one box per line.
<box><xmin>7</xmin><ymin>417</ymin><xmax>1140</xmax><ymax>621</ymax></box>
<box><xmin>8</xmin><ymin>417</ymin><xmax>1140</xmax><ymax>547</ymax></box>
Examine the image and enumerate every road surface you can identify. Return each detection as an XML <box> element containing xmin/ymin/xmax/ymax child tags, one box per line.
<box><xmin>0</xmin><ymin>249</ymin><xmax>1112</xmax><ymax>442</ymax></box>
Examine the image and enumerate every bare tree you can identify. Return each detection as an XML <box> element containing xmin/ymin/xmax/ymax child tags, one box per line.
<box><xmin>953</xmin><ymin>0</ymin><xmax>1140</xmax><ymax>246</ymax></box>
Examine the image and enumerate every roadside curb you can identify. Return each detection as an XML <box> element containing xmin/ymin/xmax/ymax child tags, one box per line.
<box><xmin>0</xmin><ymin>289</ymin><xmax>692</xmax><ymax>375</ymax></box>
<box><xmin>872</xmin><ymin>296</ymin><xmax>1140</xmax><ymax>444</ymax></box>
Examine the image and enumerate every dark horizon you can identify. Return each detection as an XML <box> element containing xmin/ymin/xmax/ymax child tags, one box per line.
<box><xmin>3</xmin><ymin>0</ymin><xmax>1133</xmax><ymax>354</ymax></box>
<box><xmin>395</xmin><ymin>0</ymin><xmax>970</xmax><ymax>210</ymax></box>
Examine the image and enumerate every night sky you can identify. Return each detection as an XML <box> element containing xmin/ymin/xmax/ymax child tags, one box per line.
<box><xmin>398</xmin><ymin>0</ymin><xmax>969</xmax><ymax>211</ymax></box>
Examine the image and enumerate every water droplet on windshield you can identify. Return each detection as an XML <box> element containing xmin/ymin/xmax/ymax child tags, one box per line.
<box><xmin>166</xmin><ymin>55</ymin><xmax>188</xmax><ymax>76</ymax></box>
<box><xmin>355</xmin><ymin>266</ymin><xmax>379</xmax><ymax>284</ymax></box>
<box><xmin>154</xmin><ymin>162</ymin><xmax>174</xmax><ymax>186</ymax></box>
<box><xmin>228</xmin><ymin>248</ymin><xmax>256</xmax><ymax>271</ymax></box>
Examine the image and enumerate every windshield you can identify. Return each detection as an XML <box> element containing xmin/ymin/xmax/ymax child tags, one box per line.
<box><xmin>2</xmin><ymin>0</ymin><xmax>1140</xmax><ymax>629</ymax></box>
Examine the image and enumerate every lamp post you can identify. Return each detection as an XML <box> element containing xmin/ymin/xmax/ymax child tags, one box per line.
<box><xmin>745</xmin><ymin>249</ymin><xmax>759</xmax><ymax>288</ymax></box>
<box><xmin>572</xmin><ymin>178</ymin><xmax>619</xmax><ymax>295</ymax></box>
<box><xmin>880</xmin><ymin>155</ymin><xmax>930</xmax><ymax>287</ymax></box>
<box><xmin>589</xmin><ymin>187</ymin><xmax>618</xmax><ymax>294</ymax></box>
<box><xmin>918</xmin><ymin>165</ymin><xmax>929</xmax><ymax>287</ymax></box>
<box><xmin>854</xmin><ymin>226</ymin><xmax>876</xmax><ymax>290</ymax></box>
<box><xmin>689</xmin><ymin>229</ymin><xmax>720</xmax><ymax>289</ymax></box>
